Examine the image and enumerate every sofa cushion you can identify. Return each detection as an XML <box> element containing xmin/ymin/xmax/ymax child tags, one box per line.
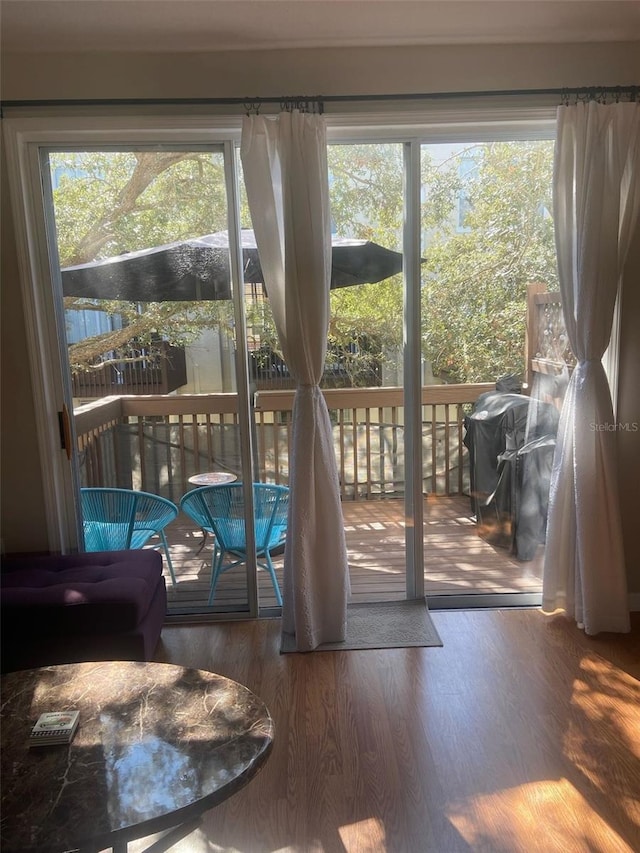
<box><xmin>1</xmin><ymin>550</ymin><xmax>164</xmax><ymax>635</ymax></box>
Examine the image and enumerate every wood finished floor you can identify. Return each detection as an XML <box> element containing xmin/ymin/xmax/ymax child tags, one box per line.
<box><xmin>127</xmin><ymin>609</ymin><xmax>640</xmax><ymax>853</ymax></box>
<box><xmin>163</xmin><ymin>495</ymin><xmax>543</xmax><ymax>613</ymax></box>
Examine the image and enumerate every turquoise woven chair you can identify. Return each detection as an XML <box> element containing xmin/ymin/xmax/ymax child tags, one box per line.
<box><xmin>80</xmin><ymin>487</ymin><xmax>179</xmax><ymax>587</ymax></box>
<box><xmin>180</xmin><ymin>483</ymin><xmax>288</xmax><ymax>606</ymax></box>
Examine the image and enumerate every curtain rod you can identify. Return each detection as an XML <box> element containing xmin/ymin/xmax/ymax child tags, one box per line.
<box><xmin>1</xmin><ymin>85</ymin><xmax>638</xmax><ymax>112</ymax></box>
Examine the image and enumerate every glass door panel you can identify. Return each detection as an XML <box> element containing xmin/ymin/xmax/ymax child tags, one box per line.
<box><xmin>43</xmin><ymin>146</ymin><xmax>255</xmax><ymax>616</ymax></box>
<box><xmin>419</xmin><ymin>139</ymin><xmax>561</xmax><ymax>602</ymax></box>
<box><xmin>327</xmin><ymin>142</ymin><xmax>407</xmax><ymax>602</ymax></box>
<box><xmin>239</xmin><ymin>142</ymin><xmax>409</xmax><ymax>604</ymax></box>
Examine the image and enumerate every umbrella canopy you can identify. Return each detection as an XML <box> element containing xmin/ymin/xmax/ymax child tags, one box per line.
<box><xmin>61</xmin><ymin>229</ymin><xmax>404</xmax><ymax>303</ymax></box>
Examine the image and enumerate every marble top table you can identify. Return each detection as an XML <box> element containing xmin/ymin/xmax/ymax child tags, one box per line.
<box><xmin>1</xmin><ymin>661</ymin><xmax>274</xmax><ymax>853</ymax></box>
<box><xmin>187</xmin><ymin>471</ymin><xmax>237</xmax><ymax>487</ymax></box>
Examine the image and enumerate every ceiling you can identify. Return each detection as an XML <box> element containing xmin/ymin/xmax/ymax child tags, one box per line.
<box><xmin>2</xmin><ymin>0</ymin><xmax>640</xmax><ymax>54</ymax></box>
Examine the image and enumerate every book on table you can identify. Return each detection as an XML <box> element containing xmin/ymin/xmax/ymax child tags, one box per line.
<box><xmin>28</xmin><ymin>711</ymin><xmax>79</xmax><ymax>747</ymax></box>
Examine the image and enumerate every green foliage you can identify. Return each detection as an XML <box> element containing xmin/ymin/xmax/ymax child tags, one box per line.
<box><xmin>52</xmin><ymin>151</ymin><xmax>228</xmax><ymax>265</ymax></box>
<box><xmin>52</xmin><ymin>139</ymin><xmax>557</xmax><ymax>384</ymax></box>
<box><xmin>327</xmin><ymin>144</ymin><xmax>404</xmax><ymax>382</ymax></box>
<box><xmin>328</xmin><ymin>140</ymin><xmax>557</xmax><ymax>384</ymax></box>
<box><xmin>421</xmin><ymin>141</ymin><xmax>557</xmax><ymax>382</ymax></box>
<box><xmin>51</xmin><ymin>151</ymin><xmax>234</xmax><ymax>368</ymax></box>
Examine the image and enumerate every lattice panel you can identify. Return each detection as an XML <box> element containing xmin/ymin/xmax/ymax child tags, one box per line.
<box><xmin>535</xmin><ymin>299</ymin><xmax>576</xmax><ymax>368</ymax></box>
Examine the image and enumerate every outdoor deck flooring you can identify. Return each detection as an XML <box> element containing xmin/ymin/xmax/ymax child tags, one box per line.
<box><xmin>162</xmin><ymin>494</ymin><xmax>543</xmax><ymax>614</ymax></box>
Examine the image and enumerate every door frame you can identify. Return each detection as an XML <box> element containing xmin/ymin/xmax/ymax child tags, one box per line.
<box><xmin>2</xmin><ymin>116</ymin><xmax>265</xmax><ymax>613</ymax></box>
<box><xmin>327</xmin><ymin>109</ymin><xmax>556</xmax><ymax>601</ymax></box>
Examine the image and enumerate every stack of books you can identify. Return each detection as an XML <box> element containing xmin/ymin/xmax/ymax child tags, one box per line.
<box><xmin>28</xmin><ymin>711</ymin><xmax>80</xmax><ymax>747</ymax></box>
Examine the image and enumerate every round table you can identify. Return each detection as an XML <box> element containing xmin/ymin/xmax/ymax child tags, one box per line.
<box><xmin>188</xmin><ymin>471</ymin><xmax>237</xmax><ymax>487</ymax></box>
<box><xmin>1</xmin><ymin>661</ymin><xmax>274</xmax><ymax>853</ymax></box>
<box><xmin>185</xmin><ymin>472</ymin><xmax>238</xmax><ymax>553</ymax></box>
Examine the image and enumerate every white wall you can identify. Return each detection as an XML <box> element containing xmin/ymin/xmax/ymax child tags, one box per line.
<box><xmin>1</xmin><ymin>149</ymin><xmax>49</xmax><ymax>553</ymax></box>
<box><xmin>618</xmin><ymin>232</ymin><xmax>640</xmax><ymax>593</ymax></box>
<box><xmin>182</xmin><ymin>330</ymin><xmax>236</xmax><ymax>395</ymax></box>
<box><xmin>3</xmin><ymin>42</ymin><xmax>638</xmax><ymax>101</ymax></box>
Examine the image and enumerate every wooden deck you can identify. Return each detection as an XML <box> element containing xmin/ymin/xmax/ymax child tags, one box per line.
<box><xmin>161</xmin><ymin>495</ymin><xmax>543</xmax><ymax>614</ymax></box>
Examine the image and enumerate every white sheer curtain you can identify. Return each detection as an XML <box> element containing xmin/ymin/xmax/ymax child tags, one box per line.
<box><xmin>543</xmin><ymin>101</ymin><xmax>640</xmax><ymax>634</ymax></box>
<box><xmin>241</xmin><ymin>111</ymin><xmax>350</xmax><ymax>651</ymax></box>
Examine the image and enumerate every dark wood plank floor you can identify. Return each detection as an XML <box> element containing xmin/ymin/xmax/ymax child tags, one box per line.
<box><xmin>128</xmin><ymin>609</ymin><xmax>640</xmax><ymax>853</ymax></box>
<box><xmin>163</xmin><ymin>495</ymin><xmax>543</xmax><ymax>613</ymax></box>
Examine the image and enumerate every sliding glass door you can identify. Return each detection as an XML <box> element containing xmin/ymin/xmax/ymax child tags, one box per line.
<box><xmin>38</xmin><ymin>141</ymin><xmax>262</xmax><ymax>616</ymax></box>
<box><xmin>244</xmin><ymin>139</ymin><xmax>420</xmax><ymax>604</ymax></box>
<box><xmin>419</xmin><ymin>136</ymin><xmax>561</xmax><ymax>605</ymax></box>
<box><xmin>6</xmin><ymin>111</ymin><xmax>560</xmax><ymax>618</ymax></box>
<box><xmin>324</xmin><ymin>141</ymin><xmax>414</xmax><ymax>601</ymax></box>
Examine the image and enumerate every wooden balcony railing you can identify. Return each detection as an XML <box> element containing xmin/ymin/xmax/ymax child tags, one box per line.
<box><xmin>74</xmin><ymin>383</ymin><xmax>494</xmax><ymax>503</ymax></box>
<box><xmin>71</xmin><ymin>342</ymin><xmax>187</xmax><ymax>399</ymax></box>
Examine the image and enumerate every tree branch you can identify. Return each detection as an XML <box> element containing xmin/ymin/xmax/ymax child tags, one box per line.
<box><xmin>68</xmin><ymin>152</ymin><xmax>195</xmax><ymax>265</ymax></box>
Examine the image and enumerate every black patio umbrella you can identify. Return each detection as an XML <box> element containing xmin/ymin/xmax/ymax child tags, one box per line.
<box><xmin>61</xmin><ymin>229</ymin><xmax>404</xmax><ymax>303</ymax></box>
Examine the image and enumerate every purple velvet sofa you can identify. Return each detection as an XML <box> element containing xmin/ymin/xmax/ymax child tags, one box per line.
<box><xmin>1</xmin><ymin>550</ymin><xmax>167</xmax><ymax>673</ymax></box>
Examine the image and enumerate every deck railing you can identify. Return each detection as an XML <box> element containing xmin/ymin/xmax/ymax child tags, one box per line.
<box><xmin>74</xmin><ymin>383</ymin><xmax>494</xmax><ymax>503</ymax></box>
<box><xmin>71</xmin><ymin>342</ymin><xmax>187</xmax><ymax>399</ymax></box>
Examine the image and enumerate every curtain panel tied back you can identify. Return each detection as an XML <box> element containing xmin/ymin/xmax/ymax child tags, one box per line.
<box><xmin>241</xmin><ymin>111</ymin><xmax>350</xmax><ymax>651</ymax></box>
<box><xmin>543</xmin><ymin>101</ymin><xmax>640</xmax><ymax>634</ymax></box>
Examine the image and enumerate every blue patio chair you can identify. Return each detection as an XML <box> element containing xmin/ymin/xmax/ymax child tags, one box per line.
<box><xmin>80</xmin><ymin>487</ymin><xmax>179</xmax><ymax>587</ymax></box>
<box><xmin>179</xmin><ymin>482</ymin><xmax>288</xmax><ymax>606</ymax></box>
